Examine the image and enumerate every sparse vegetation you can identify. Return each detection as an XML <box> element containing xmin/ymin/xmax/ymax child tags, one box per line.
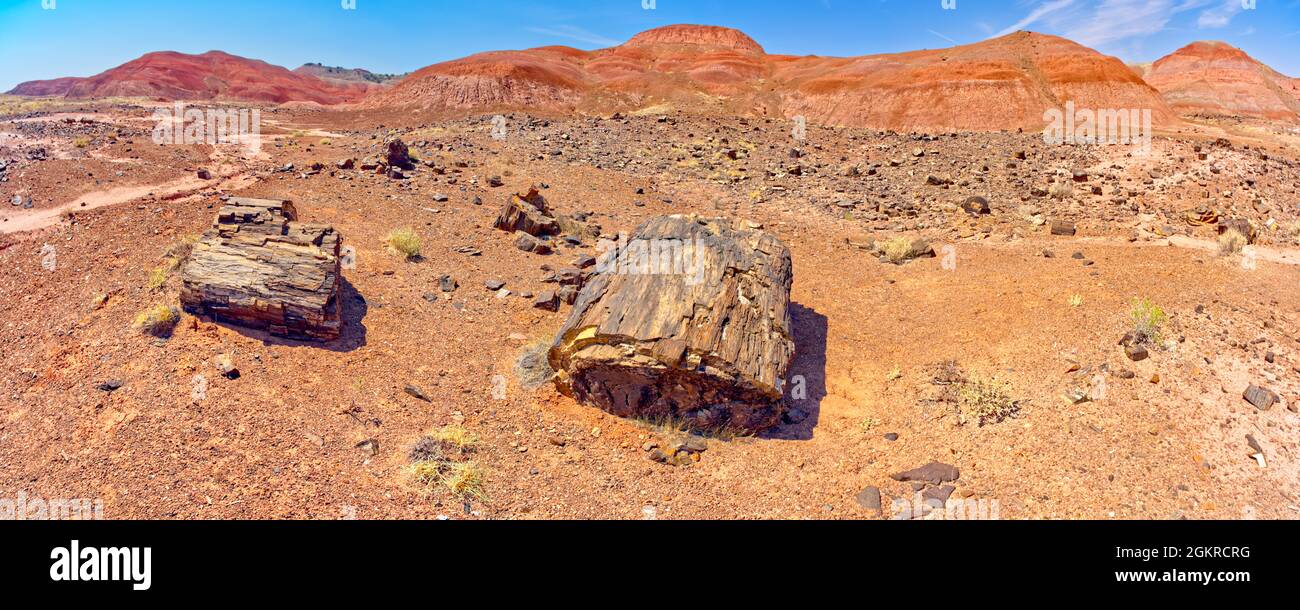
<box><xmin>956</xmin><ymin>376</ymin><xmax>1021</xmax><ymax>427</ymax></box>
<box><xmin>384</xmin><ymin>227</ymin><xmax>422</xmax><ymax>259</ymax></box>
<box><xmin>133</xmin><ymin>304</ymin><xmax>179</xmax><ymax>338</ymax></box>
<box><xmin>1069</xmin><ymin>294</ymin><xmax>1083</xmax><ymax>308</ymax></box>
<box><xmin>634</xmin><ymin>414</ymin><xmax>751</xmax><ymax>441</ymax></box>
<box><xmin>73</xmin><ymin>137</ymin><xmax>90</xmax><ymax>148</ymax></box>
<box><xmin>1218</xmin><ymin>228</ymin><xmax>1248</xmax><ymax>255</ymax></box>
<box><xmin>1286</xmin><ymin>221</ymin><xmax>1300</xmax><ymax>242</ymax></box>
<box><xmin>146</xmin><ymin>235</ymin><xmax>198</xmax><ymax>291</ymax></box>
<box><xmin>513</xmin><ymin>339</ymin><xmax>555</xmax><ymax>389</ymax></box>
<box><xmin>428</xmin><ymin>425</ymin><xmax>479</xmax><ymax>452</ymax></box>
<box><xmin>859</xmin><ymin>415</ymin><xmax>880</xmax><ymax>433</ymax></box>
<box><xmin>886</xmin><ymin>365</ymin><xmax>902</xmax><ymax>382</ymax></box>
<box><xmin>879</xmin><ymin>236</ymin><xmax>928</xmax><ymax>264</ymax></box>
<box><xmin>438</xmin><ymin>462</ymin><xmax>486</xmax><ymax>499</ymax></box>
<box><xmin>407</xmin><ymin>425</ymin><xmax>486</xmax><ymax>500</ymax></box>
<box><xmin>1128</xmin><ymin>297</ymin><xmax>1167</xmax><ymax>345</ymax></box>
<box><xmin>1049</xmin><ymin>181</ymin><xmax>1074</xmax><ymax>200</ymax></box>
<box><xmin>146</xmin><ymin>266</ymin><xmax>170</xmax><ymax>291</ymax></box>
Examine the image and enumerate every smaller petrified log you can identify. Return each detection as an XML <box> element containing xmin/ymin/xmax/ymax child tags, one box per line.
<box><xmin>548</xmin><ymin>215</ymin><xmax>795</xmax><ymax>433</ymax></box>
<box><xmin>382</xmin><ymin>138</ymin><xmax>413</xmax><ymax>169</ymax></box>
<box><xmin>180</xmin><ymin>198</ymin><xmax>343</xmax><ymax>341</ymax></box>
<box><xmin>494</xmin><ymin>188</ymin><xmax>558</xmax><ymax>236</ymax></box>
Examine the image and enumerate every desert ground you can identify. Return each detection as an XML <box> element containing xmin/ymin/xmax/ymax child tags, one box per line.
<box><xmin>1</xmin><ymin>96</ymin><xmax>1298</xmax><ymax>520</ymax></box>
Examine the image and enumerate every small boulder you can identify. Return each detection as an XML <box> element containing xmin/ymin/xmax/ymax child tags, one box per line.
<box><xmin>960</xmin><ymin>196</ymin><xmax>990</xmax><ymax>216</ymax></box>
<box><xmin>1243</xmin><ymin>385</ymin><xmax>1278</xmax><ymax>411</ymax></box>
<box><xmin>1050</xmin><ymin>220</ymin><xmax>1077</xmax><ymax>236</ymax></box>
<box><xmin>533</xmin><ymin>290</ymin><xmax>560</xmax><ymax>312</ymax></box>
<box><xmin>855</xmin><ymin>486</ymin><xmax>883</xmax><ymax>516</ymax></box>
<box><xmin>890</xmin><ymin>462</ymin><xmax>960</xmax><ymax>485</ymax></box>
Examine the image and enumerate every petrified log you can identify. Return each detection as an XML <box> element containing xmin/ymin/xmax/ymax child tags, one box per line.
<box><xmin>494</xmin><ymin>188</ymin><xmax>558</xmax><ymax>236</ymax></box>
<box><xmin>548</xmin><ymin>215</ymin><xmax>795</xmax><ymax>432</ymax></box>
<box><xmin>180</xmin><ymin>198</ymin><xmax>343</xmax><ymax>341</ymax></box>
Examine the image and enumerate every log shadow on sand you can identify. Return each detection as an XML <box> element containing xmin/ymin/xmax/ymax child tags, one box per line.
<box><xmin>760</xmin><ymin>302</ymin><xmax>827</xmax><ymax>441</ymax></box>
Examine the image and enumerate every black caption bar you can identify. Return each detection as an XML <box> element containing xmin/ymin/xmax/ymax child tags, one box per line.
<box><xmin>0</xmin><ymin>520</ymin><xmax>1288</xmax><ymax>597</ymax></box>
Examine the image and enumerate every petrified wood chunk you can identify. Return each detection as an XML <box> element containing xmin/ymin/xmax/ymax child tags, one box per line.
<box><xmin>180</xmin><ymin>198</ymin><xmax>342</xmax><ymax>341</ymax></box>
<box><xmin>548</xmin><ymin>215</ymin><xmax>795</xmax><ymax>432</ymax></box>
<box><xmin>494</xmin><ymin>188</ymin><xmax>558</xmax><ymax>236</ymax></box>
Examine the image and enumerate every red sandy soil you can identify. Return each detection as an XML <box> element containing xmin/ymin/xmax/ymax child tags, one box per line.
<box><xmin>1146</xmin><ymin>41</ymin><xmax>1300</xmax><ymax>123</ymax></box>
<box><xmin>0</xmin><ymin>96</ymin><xmax>1297</xmax><ymax>520</ymax></box>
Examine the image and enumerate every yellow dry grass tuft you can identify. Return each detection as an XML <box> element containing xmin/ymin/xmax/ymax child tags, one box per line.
<box><xmin>1049</xmin><ymin>181</ymin><xmax>1074</xmax><ymax>200</ymax></box>
<box><xmin>408</xmin><ymin>459</ymin><xmax>486</xmax><ymax>500</ymax></box>
<box><xmin>1218</xmin><ymin>229</ymin><xmax>1248</xmax><ymax>255</ymax></box>
<box><xmin>384</xmin><ymin>227</ymin><xmax>422</xmax><ymax>259</ymax></box>
<box><xmin>133</xmin><ymin>304</ymin><xmax>179</xmax><ymax>337</ymax></box>
<box><xmin>957</xmin><ymin>376</ymin><xmax>1021</xmax><ymax>427</ymax></box>
<box><xmin>428</xmin><ymin>425</ymin><xmax>479</xmax><ymax>451</ymax></box>
<box><xmin>880</xmin><ymin>236</ymin><xmax>926</xmax><ymax>264</ymax></box>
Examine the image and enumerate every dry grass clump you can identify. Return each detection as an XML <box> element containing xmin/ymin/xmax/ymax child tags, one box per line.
<box><xmin>133</xmin><ymin>304</ymin><xmax>179</xmax><ymax>337</ymax></box>
<box><xmin>957</xmin><ymin>377</ymin><xmax>1021</xmax><ymax>427</ymax></box>
<box><xmin>429</xmin><ymin>425</ymin><xmax>479</xmax><ymax>452</ymax></box>
<box><xmin>146</xmin><ymin>235</ymin><xmax>199</xmax><ymax>291</ymax></box>
<box><xmin>928</xmin><ymin>361</ymin><xmax>1021</xmax><ymax>427</ymax></box>
<box><xmin>1049</xmin><ymin>181</ymin><xmax>1074</xmax><ymax>200</ymax></box>
<box><xmin>407</xmin><ymin>426</ymin><xmax>485</xmax><ymax>500</ymax></box>
<box><xmin>409</xmin><ymin>459</ymin><xmax>485</xmax><ymax>500</ymax></box>
<box><xmin>384</xmin><ymin>227</ymin><xmax>422</xmax><ymax>259</ymax></box>
<box><xmin>1218</xmin><ymin>229</ymin><xmax>1248</xmax><ymax>255</ymax></box>
<box><xmin>146</xmin><ymin>266</ymin><xmax>170</xmax><ymax>291</ymax></box>
<box><xmin>437</xmin><ymin>463</ymin><xmax>486</xmax><ymax>500</ymax></box>
<box><xmin>1128</xmin><ymin>297</ymin><xmax>1167</xmax><ymax>345</ymax></box>
<box><xmin>1286</xmin><ymin>222</ymin><xmax>1300</xmax><ymax>242</ymax></box>
<box><xmin>878</xmin><ymin>236</ymin><xmax>932</xmax><ymax>265</ymax></box>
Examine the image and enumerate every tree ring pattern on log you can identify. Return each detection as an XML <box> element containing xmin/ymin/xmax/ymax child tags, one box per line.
<box><xmin>549</xmin><ymin>215</ymin><xmax>794</xmax><ymax>433</ymax></box>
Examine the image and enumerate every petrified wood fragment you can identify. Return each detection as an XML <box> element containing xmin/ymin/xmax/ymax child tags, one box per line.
<box><xmin>548</xmin><ymin>215</ymin><xmax>795</xmax><ymax>432</ymax></box>
<box><xmin>494</xmin><ymin>188</ymin><xmax>558</xmax><ymax>236</ymax></box>
<box><xmin>180</xmin><ymin>198</ymin><xmax>342</xmax><ymax>341</ymax></box>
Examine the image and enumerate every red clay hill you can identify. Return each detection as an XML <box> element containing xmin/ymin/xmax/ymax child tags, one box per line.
<box><xmin>1144</xmin><ymin>41</ymin><xmax>1300</xmax><ymax>122</ymax></box>
<box><xmin>28</xmin><ymin>26</ymin><xmax>1296</xmax><ymax>131</ymax></box>
<box><xmin>9</xmin><ymin>51</ymin><xmax>370</xmax><ymax>105</ymax></box>
<box><xmin>365</xmin><ymin>25</ymin><xmax>1179</xmax><ymax>132</ymax></box>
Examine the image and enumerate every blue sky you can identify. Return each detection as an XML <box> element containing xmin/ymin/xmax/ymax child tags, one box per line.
<box><xmin>2</xmin><ymin>0</ymin><xmax>1297</xmax><ymax>91</ymax></box>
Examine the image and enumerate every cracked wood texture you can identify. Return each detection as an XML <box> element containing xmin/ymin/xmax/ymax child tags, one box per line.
<box><xmin>548</xmin><ymin>215</ymin><xmax>794</xmax><ymax>432</ymax></box>
<box><xmin>180</xmin><ymin>198</ymin><xmax>343</xmax><ymax>341</ymax></box>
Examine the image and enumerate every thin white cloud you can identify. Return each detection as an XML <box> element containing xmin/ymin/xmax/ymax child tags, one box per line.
<box><xmin>994</xmin><ymin>0</ymin><xmax>1081</xmax><ymax>37</ymax></box>
<box><xmin>927</xmin><ymin>29</ymin><xmax>957</xmax><ymax>44</ymax></box>
<box><xmin>1061</xmin><ymin>0</ymin><xmax>1212</xmax><ymax>47</ymax></box>
<box><xmin>524</xmin><ymin>25</ymin><xmax>620</xmax><ymax>47</ymax></box>
<box><xmin>1197</xmin><ymin>0</ymin><xmax>1246</xmax><ymax>28</ymax></box>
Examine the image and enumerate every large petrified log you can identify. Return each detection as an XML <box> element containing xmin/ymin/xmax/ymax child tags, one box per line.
<box><xmin>548</xmin><ymin>215</ymin><xmax>795</xmax><ymax>432</ymax></box>
<box><xmin>180</xmin><ymin>198</ymin><xmax>343</xmax><ymax>341</ymax></box>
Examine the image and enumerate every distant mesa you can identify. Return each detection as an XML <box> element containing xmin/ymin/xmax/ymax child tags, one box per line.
<box><xmin>293</xmin><ymin>63</ymin><xmax>405</xmax><ymax>87</ymax></box>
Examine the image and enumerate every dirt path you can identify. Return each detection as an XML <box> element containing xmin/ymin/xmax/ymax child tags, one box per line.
<box><xmin>0</xmin><ymin>168</ymin><xmax>256</xmax><ymax>235</ymax></box>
